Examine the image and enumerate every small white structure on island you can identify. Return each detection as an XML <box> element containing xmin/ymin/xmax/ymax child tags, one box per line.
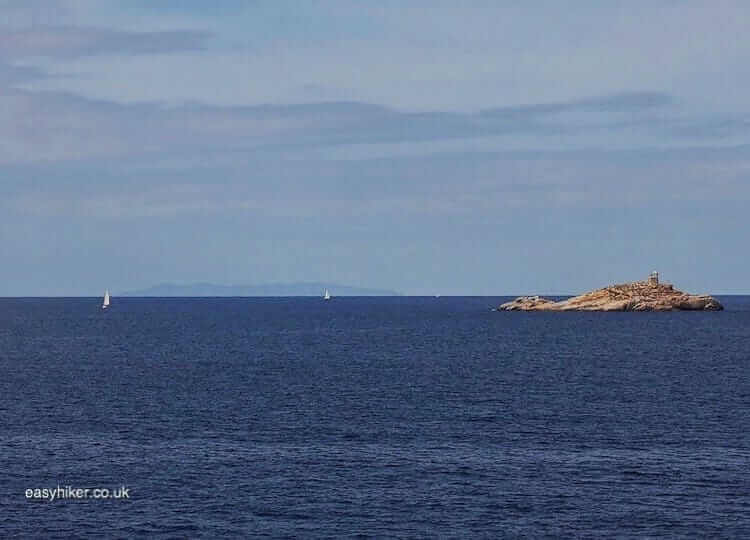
<box><xmin>647</xmin><ymin>271</ymin><xmax>659</xmax><ymax>286</ymax></box>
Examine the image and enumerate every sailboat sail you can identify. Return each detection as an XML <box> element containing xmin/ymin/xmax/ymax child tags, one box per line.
<box><xmin>102</xmin><ymin>289</ymin><xmax>110</xmax><ymax>309</ymax></box>
<box><xmin>323</xmin><ymin>288</ymin><xmax>331</xmax><ymax>300</ymax></box>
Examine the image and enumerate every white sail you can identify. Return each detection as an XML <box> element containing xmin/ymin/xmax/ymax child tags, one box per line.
<box><xmin>102</xmin><ymin>289</ymin><xmax>110</xmax><ymax>309</ymax></box>
<box><xmin>323</xmin><ymin>288</ymin><xmax>331</xmax><ymax>300</ymax></box>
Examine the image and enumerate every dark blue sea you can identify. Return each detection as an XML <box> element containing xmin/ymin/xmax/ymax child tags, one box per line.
<box><xmin>2</xmin><ymin>296</ymin><xmax>750</xmax><ymax>538</ymax></box>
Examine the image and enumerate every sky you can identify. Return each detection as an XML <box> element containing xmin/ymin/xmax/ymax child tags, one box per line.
<box><xmin>1</xmin><ymin>0</ymin><xmax>749</xmax><ymax>295</ymax></box>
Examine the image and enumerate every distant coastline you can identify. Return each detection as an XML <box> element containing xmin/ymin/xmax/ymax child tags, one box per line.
<box><xmin>119</xmin><ymin>282</ymin><xmax>401</xmax><ymax>297</ymax></box>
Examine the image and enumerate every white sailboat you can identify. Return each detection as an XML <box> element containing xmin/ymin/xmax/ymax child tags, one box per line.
<box><xmin>323</xmin><ymin>288</ymin><xmax>331</xmax><ymax>301</ymax></box>
<box><xmin>102</xmin><ymin>289</ymin><xmax>110</xmax><ymax>309</ymax></box>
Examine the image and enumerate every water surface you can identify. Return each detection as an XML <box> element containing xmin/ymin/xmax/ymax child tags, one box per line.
<box><xmin>2</xmin><ymin>296</ymin><xmax>750</xmax><ymax>537</ymax></box>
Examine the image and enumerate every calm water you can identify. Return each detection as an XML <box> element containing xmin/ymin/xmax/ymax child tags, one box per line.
<box><xmin>2</xmin><ymin>296</ymin><xmax>750</xmax><ymax>538</ymax></box>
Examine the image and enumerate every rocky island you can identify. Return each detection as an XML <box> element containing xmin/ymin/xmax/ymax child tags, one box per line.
<box><xmin>499</xmin><ymin>272</ymin><xmax>723</xmax><ymax>312</ymax></box>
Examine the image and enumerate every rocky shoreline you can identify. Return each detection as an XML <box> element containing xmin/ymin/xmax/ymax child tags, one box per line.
<box><xmin>499</xmin><ymin>278</ymin><xmax>723</xmax><ymax>312</ymax></box>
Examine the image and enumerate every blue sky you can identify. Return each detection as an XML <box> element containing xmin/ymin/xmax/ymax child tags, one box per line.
<box><xmin>1</xmin><ymin>0</ymin><xmax>748</xmax><ymax>295</ymax></box>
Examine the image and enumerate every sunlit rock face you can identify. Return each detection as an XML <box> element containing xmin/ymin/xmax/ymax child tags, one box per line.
<box><xmin>499</xmin><ymin>281</ymin><xmax>723</xmax><ymax>312</ymax></box>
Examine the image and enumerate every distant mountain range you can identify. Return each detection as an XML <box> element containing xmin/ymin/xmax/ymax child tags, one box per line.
<box><xmin>120</xmin><ymin>282</ymin><xmax>401</xmax><ymax>297</ymax></box>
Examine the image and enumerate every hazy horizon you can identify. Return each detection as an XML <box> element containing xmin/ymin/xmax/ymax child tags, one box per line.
<box><xmin>2</xmin><ymin>1</ymin><xmax>749</xmax><ymax>295</ymax></box>
<box><xmin>4</xmin><ymin>281</ymin><xmax>750</xmax><ymax>298</ymax></box>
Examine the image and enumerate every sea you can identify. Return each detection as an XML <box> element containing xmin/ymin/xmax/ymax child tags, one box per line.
<box><xmin>2</xmin><ymin>296</ymin><xmax>750</xmax><ymax>538</ymax></box>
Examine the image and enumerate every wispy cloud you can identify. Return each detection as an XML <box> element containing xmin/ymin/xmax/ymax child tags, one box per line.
<box><xmin>0</xmin><ymin>87</ymin><xmax>690</xmax><ymax>165</ymax></box>
<box><xmin>0</xmin><ymin>62</ymin><xmax>48</xmax><ymax>84</ymax></box>
<box><xmin>480</xmin><ymin>92</ymin><xmax>675</xmax><ymax>119</ymax></box>
<box><xmin>5</xmin><ymin>141</ymin><xmax>750</xmax><ymax>224</ymax></box>
<box><xmin>0</xmin><ymin>26</ymin><xmax>210</xmax><ymax>59</ymax></box>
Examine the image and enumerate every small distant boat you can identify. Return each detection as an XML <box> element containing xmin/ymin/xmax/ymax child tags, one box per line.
<box><xmin>102</xmin><ymin>289</ymin><xmax>110</xmax><ymax>309</ymax></box>
<box><xmin>323</xmin><ymin>288</ymin><xmax>331</xmax><ymax>301</ymax></box>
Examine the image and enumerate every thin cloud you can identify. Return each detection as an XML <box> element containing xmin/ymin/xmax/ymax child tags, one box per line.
<box><xmin>0</xmin><ymin>62</ymin><xmax>48</xmax><ymax>84</ymax></box>
<box><xmin>0</xmin><ymin>26</ymin><xmax>210</xmax><ymax>59</ymax></box>
<box><xmin>0</xmin><ymin>86</ymin><xmax>740</xmax><ymax>166</ymax></box>
<box><xmin>479</xmin><ymin>92</ymin><xmax>675</xmax><ymax>119</ymax></box>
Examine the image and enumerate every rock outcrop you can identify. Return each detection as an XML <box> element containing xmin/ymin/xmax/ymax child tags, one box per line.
<box><xmin>499</xmin><ymin>281</ymin><xmax>723</xmax><ymax>312</ymax></box>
